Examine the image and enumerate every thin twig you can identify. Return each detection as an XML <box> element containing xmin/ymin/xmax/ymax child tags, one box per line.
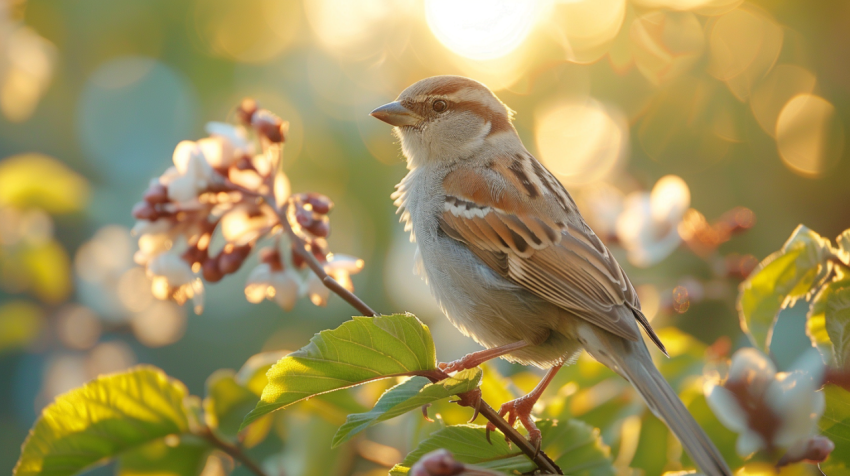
<box><xmin>200</xmin><ymin>428</ymin><xmax>270</xmax><ymax>476</ymax></box>
<box><xmin>228</xmin><ymin>182</ymin><xmax>562</xmax><ymax>474</ymax></box>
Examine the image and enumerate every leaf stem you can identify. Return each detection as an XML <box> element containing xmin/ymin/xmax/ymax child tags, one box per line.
<box><xmin>229</xmin><ymin>182</ymin><xmax>561</xmax><ymax>474</ymax></box>
<box><xmin>199</xmin><ymin>428</ymin><xmax>270</xmax><ymax>476</ymax></box>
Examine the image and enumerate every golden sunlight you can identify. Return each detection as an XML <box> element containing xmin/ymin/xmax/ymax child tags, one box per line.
<box><xmin>424</xmin><ymin>0</ymin><xmax>541</xmax><ymax>60</ymax></box>
<box><xmin>534</xmin><ymin>97</ymin><xmax>627</xmax><ymax>185</ymax></box>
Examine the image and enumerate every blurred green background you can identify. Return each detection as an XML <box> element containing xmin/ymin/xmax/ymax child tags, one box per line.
<box><xmin>1</xmin><ymin>0</ymin><xmax>848</xmax><ymax>472</ymax></box>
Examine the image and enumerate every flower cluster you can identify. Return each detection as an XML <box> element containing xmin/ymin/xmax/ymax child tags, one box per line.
<box><xmin>703</xmin><ymin>348</ymin><xmax>833</xmax><ymax>465</ymax></box>
<box><xmin>131</xmin><ymin>99</ymin><xmax>363</xmax><ymax>313</ymax></box>
<box><xmin>580</xmin><ymin>175</ymin><xmax>754</xmax><ymax>269</ymax></box>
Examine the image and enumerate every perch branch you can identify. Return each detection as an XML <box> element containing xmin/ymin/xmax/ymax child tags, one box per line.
<box><xmin>199</xmin><ymin>427</ymin><xmax>270</xmax><ymax>476</ymax></box>
<box><xmin>228</xmin><ymin>182</ymin><xmax>562</xmax><ymax>474</ymax></box>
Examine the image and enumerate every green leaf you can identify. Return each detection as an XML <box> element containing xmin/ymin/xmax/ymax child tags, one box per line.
<box><xmin>236</xmin><ymin>350</ymin><xmax>288</xmax><ymax>396</ymax></box>
<box><xmin>14</xmin><ymin>366</ymin><xmax>190</xmax><ymax>476</ymax></box>
<box><xmin>820</xmin><ymin>385</ymin><xmax>850</xmax><ymax>474</ymax></box>
<box><xmin>390</xmin><ymin>425</ymin><xmax>532</xmax><ymax>476</ymax></box>
<box><xmin>117</xmin><ymin>436</ymin><xmax>210</xmax><ymax>476</ymax></box>
<box><xmin>241</xmin><ymin>313</ymin><xmax>437</xmax><ymax>429</ymax></box>
<box><xmin>808</xmin><ymin>275</ymin><xmax>850</xmax><ymax>366</ymax></box>
<box><xmin>537</xmin><ymin>420</ymin><xmax>615</xmax><ymax>476</ymax></box>
<box><xmin>204</xmin><ymin>369</ymin><xmax>260</xmax><ymax>440</ymax></box>
<box><xmin>333</xmin><ymin>368</ymin><xmax>482</xmax><ymax>447</ymax></box>
<box><xmin>655</xmin><ymin>328</ymin><xmax>707</xmax><ymax>392</ymax></box>
<box><xmin>268</xmin><ymin>413</ymin><xmax>356</xmax><ymax>476</ymax></box>
<box><xmin>738</xmin><ymin>224</ymin><xmax>832</xmax><ymax>350</ymax></box>
<box><xmin>0</xmin><ymin>154</ymin><xmax>90</xmax><ymax>213</ymax></box>
<box><xmin>391</xmin><ymin>420</ymin><xmax>614</xmax><ymax>476</ymax></box>
<box><xmin>837</xmin><ymin>229</ymin><xmax>850</xmax><ymax>256</ymax></box>
<box><xmin>0</xmin><ymin>300</ymin><xmax>45</xmax><ymax>354</ymax></box>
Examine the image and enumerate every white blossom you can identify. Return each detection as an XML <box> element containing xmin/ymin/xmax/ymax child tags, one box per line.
<box><xmin>165</xmin><ymin>141</ymin><xmax>215</xmax><ymax>203</ymax></box>
<box><xmin>244</xmin><ymin>264</ymin><xmax>303</xmax><ymax>311</ymax></box>
<box><xmin>220</xmin><ymin>204</ymin><xmax>276</xmax><ymax>246</ymax></box>
<box><xmin>616</xmin><ymin>175</ymin><xmax>690</xmax><ymax>267</ymax></box>
<box><xmin>147</xmin><ymin>252</ymin><xmax>204</xmax><ymax>314</ymax></box>
<box><xmin>306</xmin><ymin>273</ymin><xmax>331</xmax><ymax>307</ymax></box>
<box><xmin>704</xmin><ymin>347</ymin><xmax>829</xmax><ymax>460</ymax></box>
<box><xmin>765</xmin><ymin>350</ymin><xmax>826</xmax><ymax>448</ymax></box>
<box><xmin>199</xmin><ymin>122</ymin><xmax>251</xmax><ymax>168</ymax></box>
<box><xmin>325</xmin><ymin>254</ymin><xmax>365</xmax><ymax>292</ymax></box>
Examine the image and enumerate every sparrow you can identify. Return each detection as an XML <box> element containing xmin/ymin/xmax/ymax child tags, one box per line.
<box><xmin>370</xmin><ymin>75</ymin><xmax>731</xmax><ymax>476</ymax></box>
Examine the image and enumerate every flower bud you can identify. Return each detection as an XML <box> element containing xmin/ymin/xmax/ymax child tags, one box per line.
<box><xmin>252</xmin><ymin>109</ymin><xmax>284</xmax><ymax>143</ymax></box>
<box><xmin>202</xmin><ymin>257</ymin><xmax>224</xmax><ymax>283</ymax></box>
<box><xmin>143</xmin><ymin>183</ymin><xmax>169</xmax><ymax>204</ymax></box>
<box><xmin>305</xmin><ymin>193</ymin><xmax>333</xmax><ymax>214</ymax></box>
<box><xmin>218</xmin><ymin>244</ymin><xmax>252</xmax><ymax>275</ymax></box>
<box><xmin>304</xmin><ymin>218</ymin><xmax>330</xmax><ymax>238</ymax></box>
<box><xmin>291</xmin><ymin>247</ymin><xmax>307</xmax><ymax>269</ymax></box>
<box><xmin>237</xmin><ymin>98</ymin><xmax>258</xmax><ymax>124</ymax></box>
<box><xmin>132</xmin><ymin>202</ymin><xmax>159</xmax><ymax>220</ymax></box>
<box><xmin>295</xmin><ymin>209</ymin><xmax>313</xmax><ymax>227</ymax></box>
<box><xmin>258</xmin><ymin>246</ymin><xmax>283</xmax><ymax>271</ymax></box>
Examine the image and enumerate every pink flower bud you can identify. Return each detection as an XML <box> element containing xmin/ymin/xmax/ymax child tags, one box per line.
<box><xmin>252</xmin><ymin>109</ymin><xmax>284</xmax><ymax>143</ymax></box>
<box><xmin>295</xmin><ymin>209</ymin><xmax>313</xmax><ymax>227</ymax></box>
<box><xmin>202</xmin><ymin>257</ymin><xmax>224</xmax><ymax>283</ymax></box>
<box><xmin>291</xmin><ymin>247</ymin><xmax>307</xmax><ymax>269</ymax></box>
<box><xmin>237</xmin><ymin>98</ymin><xmax>258</xmax><ymax>124</ymax></box>
<box><xmin>305</xmin><ymin>193</ymin><xmax>333</xmax><ymax>214</ymax></box>
<box><xmin>258</xmin><ymin>247</ymin><xmax>284</xmax><ymax>272</ymax></box>
<box><xmin>132</xmin><ymin>202</ymin><xmax>159</xmax><ymax>220</ymax></box>
<box><xmin>218</xmin><ymin>244</ymin><xmax>252</xmax><ymax>275</ymax></box>
<box><xmin>143</xmin><ymin>183</ymin><xmax>169</xmax><ymax>204</ymax></box>
<box><xmin>305</xmin><ymin>218</ymin><xmax>330</xmax><ymax>238</ymax></box>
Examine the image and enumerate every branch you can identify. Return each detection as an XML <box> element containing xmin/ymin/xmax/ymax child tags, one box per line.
<box><xmin>274</xmin><ymin>200</ymin><xmax>377</xmax><ymax>317</ymax></box>
<box><xmin>199</xmin><ymin>428</ymin><xmax>270</xmax><ymax>476</ymax></box>
<box><xmin>824</xmin><ymin>367</ymin><xmax>850</xmax><ymax>392</ymax></box>
<box><xmin>230</xmin><ymin>183</ymin><xmax>562</xmax><ymax>474</ymax></box>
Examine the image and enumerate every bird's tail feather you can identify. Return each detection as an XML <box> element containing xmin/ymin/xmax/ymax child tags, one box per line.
<box><xmin>578</xmin><ymin>325</ymin><xmax>731</xmax><ymax>476</ymax></box>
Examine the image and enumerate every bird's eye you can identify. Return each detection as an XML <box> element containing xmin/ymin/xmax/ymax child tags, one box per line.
<box><xmin>432</xmin><ymin>99</ymin><xmax>447</xmax><ymax>113</ymax></box>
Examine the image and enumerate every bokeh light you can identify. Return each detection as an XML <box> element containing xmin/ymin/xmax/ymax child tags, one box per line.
<box><xmin>706</xmin><ymin>6</ymin><xmax>783</xmax><ymax>101</ymax></box>
<box><xmin>425</xmin><ymin>0</ymin><xmax>541</xmax><ymax>61</ymax></box>
<box><xmin>750</xmin><ymin>65</ymin><xmax>817</xmax><ymax>138</ymax></box>
<box><xmin>630</xmin><ymin>11</ymin><xmax>705</xmax><ymax>85</ymax></box>
<box><xmin>131</xmin><ymin>300</ymin><xmax>186</xmax><ymax>348</ymax></box>
<box><xmin>775</xmin><ymin>94</ymin><xmax>845</xmax><ymax>178</ymax></box>
<box><xmin>78</xmin><ymin>57</ymin><xmax>197</xmax><ymax>186</ymax></box>
<box><xmin>55</xmin><ymin>305</ymin><xmax>101</xmax><ymax>351</ymax></box>
<box><xmin>545</xmin><ymin>0</ymin><xmax>625</xmax><ymax>64</ymax></box>
<box><xmin>306</xmin><ymin>0</ymin><xmax>408</xmax><ymax>59</ymax></box>
<box><xmin>194</xmin><ymin>0</ymin><xmax>299</xmax><ymax>63</ymax></box>
<box><xmin>534</xmin><ymin>97</ymin><xmax>627</xmax><ymax>185</ymax></box>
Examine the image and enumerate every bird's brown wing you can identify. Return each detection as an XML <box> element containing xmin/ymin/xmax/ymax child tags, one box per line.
<box><xmin>439</xmin><ymin>154</ymin><xmax>666</xmax><ymax>353</ymax></box>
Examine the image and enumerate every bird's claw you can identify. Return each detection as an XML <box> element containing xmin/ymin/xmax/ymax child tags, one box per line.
<box><xmin>484</xmin><ymin>395</ymin><xmax>542</xmax><ymax>450</ymax></box>
<box><xmin>421</xmin><ymin>403</ymin><xmax>434</xmax><ymax>422</ymax></box>
<box><xmin>449</xmin><ymin>388</ymin><xmax>482</xmax><ymax>423</ymax></box>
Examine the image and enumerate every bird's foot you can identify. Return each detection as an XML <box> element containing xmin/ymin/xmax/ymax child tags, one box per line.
<box><xmin>485</xmin><ymin>395</ymin><xmax>542</xmax><ymax>453</ymax></box>
<box><xmin>438</xmin><ymin>342</ymin><xmax>529</xmax><ymax>374</ymax></box>
<box><xmin>451</xmin><ymin>388</ymin><xmax>482</xmax><ymax>423</ymax></box>
<box><xmin>438</xmin><ymin>354</ymin><xmax>480</xmax><ymax>374</ymax></box>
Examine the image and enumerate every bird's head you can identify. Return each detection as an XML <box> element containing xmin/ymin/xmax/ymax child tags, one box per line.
<box><xmin>370</xmin><ymin>75</ymin><xmax>516</xmax><ymax>167</ymax></box>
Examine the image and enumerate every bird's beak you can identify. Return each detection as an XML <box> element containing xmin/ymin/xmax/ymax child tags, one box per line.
<box><xmin>370</xmin><ymin>101</ymin><xmax>420</xmax><ymax>127</ymax></box>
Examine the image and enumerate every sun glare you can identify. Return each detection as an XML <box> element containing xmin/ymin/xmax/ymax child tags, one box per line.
<box><xmin>424</xmin><ymin>0</ymin><xmax>541</xmax><ymax>61</ymax></box>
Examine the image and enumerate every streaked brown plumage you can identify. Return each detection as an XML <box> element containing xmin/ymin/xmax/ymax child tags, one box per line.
<box><xmin>371</xmin><ymin>75</ymin><xmax>731</xmax><ymax>476</ymax></box>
